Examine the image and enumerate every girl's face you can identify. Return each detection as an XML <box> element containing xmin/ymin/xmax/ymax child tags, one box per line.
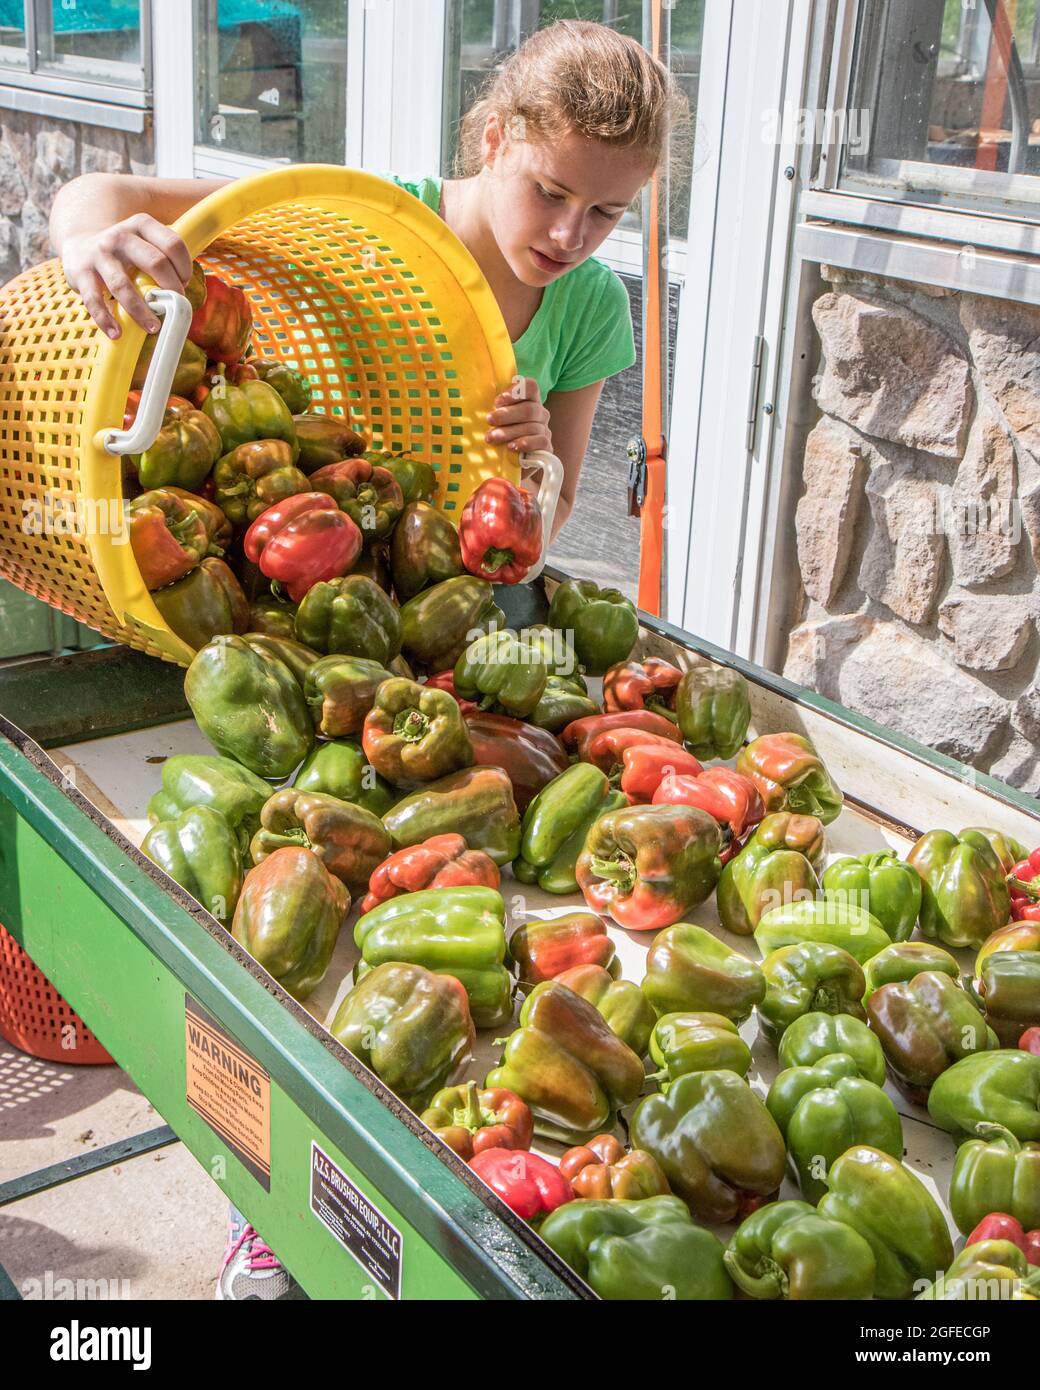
<box><xmin>482</xmin><ymin>119</ymin><xmax>655</xmax><ymax>286</ymax></box>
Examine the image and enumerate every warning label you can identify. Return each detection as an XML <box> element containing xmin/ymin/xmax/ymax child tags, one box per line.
<box><xmin>185</xmin><ymin>995</ymin><xmax>271</xmax><ymax>1191</ymax></box>
<box><xmin>310</xmin><ymin>1142</ymin><xmax>403</xmax><ymax>1299</ymax></box>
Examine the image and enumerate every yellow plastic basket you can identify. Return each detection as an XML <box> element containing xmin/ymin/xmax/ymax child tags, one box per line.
<box><xmin>0</xmin><ymin>165</ymin><xmax>523</xmax><ymax>665</ymax></box>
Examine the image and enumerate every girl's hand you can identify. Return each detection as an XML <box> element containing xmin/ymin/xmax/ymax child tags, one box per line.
<box><xmin>485</xmin><ymin>376</ymin><xmax>553</xmax><ymax>455</ymax></box>
<box><xmin>61</xmin><ymin>213</ymin><xmax>194</xmax><ymax>340</ymax></box>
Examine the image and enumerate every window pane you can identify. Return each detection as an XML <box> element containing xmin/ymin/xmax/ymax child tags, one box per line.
<box><xmin>0</xmin><ymin>0</ymin><xmax>27</xmax><ymax>58</ymax></box>
<box><xmin>194</xmin><ymin>0</ymin><xmax>348</xmax><ymax>163</ymax></box>
<box><xmin>34</xmin><ymin>0</ymin><xmax>142</xmax><ymax>82</ymax></box>
<box><xmin>841</xmin><ymin>0</ymin><xmax>1040</xmax><ymax>213</ymax></box>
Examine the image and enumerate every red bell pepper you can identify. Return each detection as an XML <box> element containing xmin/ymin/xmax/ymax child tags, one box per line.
<box><xmin>603</xmin><ymin>658</ymin><xmax>683</xmax><ymax>721</ymax></box>
<box><xmin>619</xmin><ymin>743</ymin><xmax>704</xmax><ymax>803</ymax></box>
<box><xmin>123</xmin><ymin>391</ymin><xmax>195</xmax><ymax>428</ymax></box>
<box><xmin>243</xmin><ymin>493</ymin><xmax>362</xmax><ymax>602</ymax></box>
<box><xmin>188</xmin><ymin>274</ymin><xmax>253</xmax><ymax>366</ymax></box>
<box><xmin>469</xmin><ymin>1147</ymin><xmax>573</xmax><ymax>1222</ymax></box>
<box><xmin>129</xmin><ymin>490</ymin><xmax>209</xmax><ymax>591</ymax></box>
<box><xmin>966</xmin><ymin>1213</ymin><xmax>1040</xmax><ymax>1266</ymax></box>
<box><xmin>562</xmin><ymin>710</ymin><xmax>683</xmax><ymax>761</ymax></box>
<box><xmin>359</xmin><ymin>832</ymin><xmax>500</xmax><ymax>914</ymax></box>
<box><xmin>1009</xmin><ymin>848</ymin><xmax>1040</xmax><ymax>921</ymax></box>
<box><xmin>424</xmin><ymin>670</ymin><xmax>477</xmax><ymax>714</ymax></box>
<box><xmin>508</xmin><ymin>912</ymin><xmax>617</xmax><ymax>987</ymax></box>
<box><xmin>652</xmin><ymin>766</ymin><xmax>765</xmax><ymax>859</ymax></box>
<box><xmin>420</xmin><ymin>1081</ymin><xmax>533</xmax><ymax>1161</ymax></box>
<box><xmin>583</xmin><ymin>727</ymin><xmax>683</xmax><ymax>778</ymax></box>
<box><xmin>463</xmin><ymin>709</ymin><xmax>569</xmax><ymax>811</ymax></box>
<box><xmin>459</xmin><ymin>477</ymin><xmax>542</xmax><ymax>585</ymax></box>
<box><xmin>1021</xmin><ymin>1027</ymin><xmax>1040</xmax><ymax>1056</ymax></box>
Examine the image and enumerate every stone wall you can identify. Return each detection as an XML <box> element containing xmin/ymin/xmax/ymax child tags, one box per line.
<box><xmin>0</xmin><ymin>110</ymin><xmax>154</xmax><ymax>286</ymax></box>
<box><xmin>784</xmin><ymin>264</ymin><xmax>1040</xmax><ymax>793</ymax></box>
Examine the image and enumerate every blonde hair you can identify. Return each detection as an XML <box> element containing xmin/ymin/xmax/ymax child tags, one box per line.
<box><xmin>454</xmin><ymin>19</ymin><xmax>692</xmax><ymax>192</ymax></box>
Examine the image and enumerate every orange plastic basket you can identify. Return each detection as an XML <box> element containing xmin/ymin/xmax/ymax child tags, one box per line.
<box><xmin>0</xmin><ymin>923</ymin><xmax>113</xmax><ymax>1064</ymax></box>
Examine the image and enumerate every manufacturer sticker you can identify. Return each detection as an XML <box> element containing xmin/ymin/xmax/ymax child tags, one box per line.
<box><xmin>185</xmin><ymin>995</ymin><xmax>271</xmax><ymax>1191</ymax></box>
<box><xmin>310</xmin><ymin>1142</ymin><xmax>403</xmax><ymax>1299</ymax></box>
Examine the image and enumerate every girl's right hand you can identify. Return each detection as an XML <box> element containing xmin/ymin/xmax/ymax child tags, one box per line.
<box><xmin>61</xmin><ymin>213</ymin><xmax>195</xmax><ymax>340</ymax></box>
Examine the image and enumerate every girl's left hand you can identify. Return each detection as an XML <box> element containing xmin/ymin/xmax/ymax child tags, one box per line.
<box><xmin>485</xmin><ymin>376</ymin><xmax>553</xmax><ymax>455</ymax></box>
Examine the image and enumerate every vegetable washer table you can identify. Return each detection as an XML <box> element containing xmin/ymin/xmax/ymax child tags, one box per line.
<box><xmin>1</xmin><ymin>573</ymin><xmax>1036</xmax><ymax>1300</ymax></box>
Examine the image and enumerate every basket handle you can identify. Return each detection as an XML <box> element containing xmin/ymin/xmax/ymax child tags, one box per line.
<box><xmin>94</xmin><ymin>288</ymin><xmax>194</xmax><ymax>456</ymax></box>
<box><xmin>520</xmin><ymin>449</ymin><xmax>563</xmax><ymax>583</ymax></box>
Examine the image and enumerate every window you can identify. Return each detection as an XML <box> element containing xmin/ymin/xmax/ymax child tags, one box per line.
<box><xmin>0</xmin><ymin>0</ymin><xmax>147</xmax><ymax>95</ymax></box>
<box><xmin>193</xmin><ymin>0</ymin><xmax>348</xmax><ymax>164</ymax></box>
<box><xmin>840</xmin><ymin>0</ymin><xmax>1040</xmax><ymax>216</ymax></box>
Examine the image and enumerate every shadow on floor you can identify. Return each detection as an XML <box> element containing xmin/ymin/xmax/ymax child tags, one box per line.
<box><xmin>0</xmin><ymin>1048</ymin><xmax>135</xmax><ymax>1143</ymax></box>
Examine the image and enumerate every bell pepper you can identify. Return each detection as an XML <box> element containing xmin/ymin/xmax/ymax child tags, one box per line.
<box><xmin>382</xmin><ymin>764</ymin><xmax>521</xmax><ymax>866</ymax></box>
<box><xmin>309</xmin><ymin>457</ymin><xmax>404</xmax><ymax>545</ymax></box>
<box><xmin>648</xmin><ymin>1012</ymin><xmax>752</xmax><ymax>1086</ymax></box>
<box><xmin>949</xmin><ymin>1122</ymin><xmax>1040</xmax><ymax>1237</ymax></box>
<box><xmin>241</xmin><ymin>633</ymin><xmax>319</xmax><ymax>689</ymax></box>
<box><xmin>194</xmin><ymin>360</ymin><xmax>258</xmax><ymax>403</ymax></box>
<box><xmin>213</xmin><ymin>440</ymin><xmax>311</xmax><ymax>526</ymax></box>
<box><xmin>577</xmin><ymin>730</ymin><xmax>676</xmax><ymax>783</ymax></box>
<box><xmin>399</xmin><ymin>576</ymin><xmax>505</xmax><ymax>672</ymax></box>
<box><xmin>389</xmin><ymin>500</ymin><xmax>464</xmax><ymax>601</ymax></box>
<box><xmin>970</xmin><ymin>951</ymin><xmax>1040</xmax><ymax>1047</ymax></box>
<box><xmin>424</xmin><ymin>669</ymin><xmax>477</xmax><ymax>714</ymax></box>
<box><xmin>132</xmin><ymin>401</ymin><xmax>223</xmax><ymax>492</ymax></box>
<box><xmin>861</xmin><ymin>940</ymin><xmax>960</xmax><ymax>1003</ymax></box>
<box><xmin>376</xmin><ymin>449</ymin><xmax>436</xmax><ymax>506</ymax></box>
<box><xmin>462</xmin><ymin>710</ymin><xmax>568</xmax><ymax>812</ymax></box>
<box><xmin>641</xmin><ymin>923</ymin><xmax>766</xmax><ymax>1024</ymax></box>
<box><xmin>232</xmin><ymin>846</ymin><xmax>349</xmax><ymax>1000</ymax></box>
<box><xmin>966</xmin><ymin>1211</ymin><xmax>1040</xmax><ymax>1265</ymax></box>
<box><xmin>724</xmin><ymin>1200</ymin><xmax>877</xmax><ymax>1300</ymax></box>
<box><xmin>420</xmin><ymin>1080</ymin><xmax>532</xmax><ymax>1160</ymax></box>
<box><xmin>132</xmin><ymin>333</ymin><xmax>207</xmax><ymax>397</ymax></box>
<box><xmin>603</xmin><ymin>657</ymin><xmax>682</xmax><ymax>722</ymax></box>
<box><xmin>754</xmin><ymin>897</ymin><xmax>890</xmax><ymax>966</ymax></box>
<box><xmin>556</xmin><ymin>964</ymin><xmax>657</xmax><ymax>1058</ymax></box>
<box><xmin>329</xmin><ymin>961</ymin><xmax>474</xmax><ymax>1111</ymax></box>
<box><xmin>559</xmin><ymin>1134</ymin><xmax>670</xmax><ymax>1201</ymax></box>
<box><xmin>203</xmin><ymin>379</ymin><xmax>298</xmax><ymax>459</ymax></box>
<box><xmin>349</xmin><ymin>542</ymin><xmax>392</xmax><ymax>592</ymax></box>
<box><xmin>631</xmin><ymin>1070</ymin><xmax>786</xmax><ymax>1224</ymax></box>
<box><xmin>1022</xmin><ymin>1028</ymin><xmax>1040</xmax><ymax>1055</ymax></box>
<box><xmin>758</xmin><ymin>943</ymin><xmax>867</xmax><ymax>1044</ymax></box>
<box><xmin>291</xmin><ymin>412</ymin><xmax>367</xmax><ymax>473</ymax></box>
<box><xmin>736</xmin><ymin>732</ymin><xmax>844</xmax><ymax>825</ymax></box>
<box><xmin>150</xmin><ymin>484</ymin><xmax>231</xmax><ymax>554</ymax></box>
<box><xmin>977</xmin><ymin>919</ymin><xmax>1040</xmax><ymax>971</ymax></box>
<box><xmin>867</xmin><ymin>971</ymin><xmax>997</xmax><ymax>1102</ymax></box>
<box><xmin>619</xmin><ymin>744</ymin><xmax>704</xmax><ymax>803</ymax></box>
<box><xmin>250</xmin><ymin>788</ymin><xmax>390</xmax><ymax>897</ymax></box>
<box><xmin>469</xmin><ymin>1148</ymin><xmax>572</xmax><ymax>1222</ymax></box>
<box><xmin>248</xmin><ymin>595</ymin><xmax>298</xmax><ymax>639</ymax></box>
<box><xmin>188</xmin><ymin>273</ymin><xmax>252</xmax><ymax>364</ymax></box>
<box><xmin>361</xmin><ymin>677</ymin><xmax>473</xmax><ymax>790</ymax></box>
<box><xmin>561</xmin><ymin>709</ymin><xmax>682</xmax><ymax>760</ymax></box>
<box><xmin>354</xmin><ymin>884</ymin><xmax>511</xmax><ymax>1029</ymax></box>
<box><xmin>576</xmin><ymin>804</ymin><xmax>723</xmax><ymax>932</ymax></box>
<box><xmin>918</xmin><ymin>1239</ymin><xmax>1040</xmax><ymax>1301</ymax></box>
<box><xmin>242</xmin><ymin>493</ymin><xmax>362</xmax><ymax>602</ymax></box>
<box><xmin>453</xmin><ymin>629</ymin><xmax>548</xmax><ymax>718</ymax></box>
<box><xmin>141</xmin><ymin>805</ymin><xmax>243</xmax><ymax>925</ymax></box>
<box><xmin>777</xmin><ymin>1010</ymin><xmax>886</xmax><ymax>1087</ymax></box>
<box><xmin>674</xmin><ymin>659</ymin><xmax>752</xmax><ymax>760</ymax></box>
<box><xmin>529</xmin><ymin>675</ymin><xmax>602</xmax><ymax>733</ymax></box>
<box><xmin>508</xmin><ymin>913</ymin><xmax>618</xmax><ymax>988</ymax></box>
<box><xmin>716</xmin><ymin>813</ymin><xmax>824</xmax><ymax>937</ymax></box>
<box><xmin>459</xmin><ymin>477</ymin><xmax>542</xmax><ymax>584</ymax></box>
<box><xmin>652</xmin><ymin>768</ymin><xmax>765</xmax><ymax>864</ymax></box>
<box><xmin>817</xmin><ymin>1146</ymin><xmax>954</xmax><ymax>1301</ymax></box>
<box><xmin>907</xmin><ymin>828</ymin><xmax>1013</xmax><ymax>949</ymax></box>
<box><xmin>129</xmin><ymin>489</ymin><xmax>210</xmax><ymax>590</ymax></box>
<box><xmin>512</xmin><ymin>763</ymin><xmax>625</xmax><ymax>895</ymax></box>
<box><xmin>546</xmin><ymin>579</ymin><xmax>638</xmax><ymax>677</ymax></box>
<box><xmin>153</xmin><ymin>558</ymin><xmax>249</xmax><ymax>650</ymax></box>
<box><xmin>969</xmin><ymin>826</ymin><xmax>1030</xmax><ymax>874</ymax></box>
<box><xmin>294</xmin><ymin>738</ymin><xmax>396</xmax><ymax>818</ymax></box>
<box><xmin>766</xmin><ymin>1053</ymin><xmax>903</xmax><ymax>1204</ymax></box>
<box><xmin>304</xmin><ymin>655</ymin><xmax>394</xmax><ymax>737</ymax></box>
<box><xmin>360</xmin><ymin>833</ymin><xmax>499</xmax><ymax>915</ymax></box>
<box><xmin>251</xmin><ymin>358</ymin><xmax>312</xmax><ymax>415</ymax></box>
<box><xmin>822</xmin><ymin>851</ymin><xmax>922</xmax><ymax>945</ymax></box>
<box><xmin>184</xmin><ymin>634</ymin><xmax>314</xmax><ymax>779</ymax></box>
<box><xmin>294</xmin><ymin>574</ymin><xmax>401</xmax><ymax>665</ymax></box>
<box><xmin>1009</xmin><ymin>848</ymin><xmax>1040</xmax><ymax>921</ymax></box>
<box><xmin>486</xmin><ymin>979</ymin><xmax>645</xmax><ymax>1143</ymax></box>
<box><xmin>928</xmin><ymin>1050</ymin><xmax>1040</xmax><ymax>1142</ymax></box>
<box><xmin>146</xmin><ymin>753</ymin><xmax>271</xmax><ymax>856</ymax></box>
<box><xmin>539</xmin><ymin>1195</ymin><xmax>733</xmax><ymax>1301</ymax></box>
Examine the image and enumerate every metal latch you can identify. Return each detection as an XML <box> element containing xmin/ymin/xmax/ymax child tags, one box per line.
<box><xmin>627</xmin><ymin>436</ymin><xmax>647</xmax><ymax>516</ymax></box>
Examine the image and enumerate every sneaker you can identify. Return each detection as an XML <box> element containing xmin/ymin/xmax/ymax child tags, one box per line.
<box><xmin>216</xmin><ymin>1205</ymin><xmax>307</xmax><ymax>1300</ymax></box>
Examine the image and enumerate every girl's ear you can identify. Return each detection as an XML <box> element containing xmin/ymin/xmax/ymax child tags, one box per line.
<box><xmin>481</xmin><ymin>112</ymin><xmax>503</xmax><ymax>168</ymax></box>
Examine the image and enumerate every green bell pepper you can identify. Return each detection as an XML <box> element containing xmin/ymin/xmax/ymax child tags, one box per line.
<box><xmin>153</xmin><ymin>558</ymin><xmax>249</xmax><ymax>652</ymax></box>
<box><xmin>248</xmin><ymin>596</ymin><xmax>298</xmax><ymax>639</ymax></box>
<box><xmin>304</xmin><ymin>655</ymin><xmax>394</xmax><ymax>738</ymax></box>
<box><xmin>817</xmin><ymin>1146</ymin><xmax>954</xmax><ymax>1301</ymax></box>
<box><xmin>555</xmin><ymin>963</ymin><xmax>657</xmax><ymax>1058</ymax></box>
<box><xmin>674</xmin><ymin>658</ymin><xmax>752</xmax><ymax>760</ymax></box>
<box><xmin>294</xmin><ymin>575</ymin><xmax>402</xmax><ymax>666</ymax></box>
<box><xmin>724</xmin><ymin>1199</ymin><xmax>877</xmax><ymax>1300</ymax></box>
<box><xmin>641</xmin><ymin>923</ymin><xmax>765</xmax><ymax>1024</ymax></box>
<box><xmin>736</xmin><ymin>732</ymin><xmax>844</xmax><ymax>825</ymax></box>
<box><xmin>822</xmin><ymin>851</ymin><xmax>922</xmax><ymax>944</ymax></box>
<box><xmin>202</xmin><ymin>377</ymin><xmax>300</xmax><ymax>459</ymax></box>
<box><xmin>399</xmin><ymin>576</ymin><xmax>505</xmax><ymax>672</ymax></box>
<box><xmin>970</xmin><ymin>951</ymin><xmax>1040</xmax><ymax>1047</ymax></box>
<box><xmin>252</xmin><ymin>359</ymin><xmax>313</xmax><ymax>415</ymax></box>
<box><xmin>928</xmin><ymin>1050</ymin><xmax>1040</xmax><ymax>1142</ymax></box>
<box><xmin>907</xmin><ymin>828</ymin><xmax>1013</xmax><ymax>949</ymax></box>
<box><xmin>382</xmin><ymin>764</ymin><xmax>521</xmax><ymax>866</ymax></box>
<box><xmin>241</xmin><ymin>633</ymin><xmax>320</xmax><ymax>688</ymax></box>
<box><xmin>631</xmin><ymin>1070</ymin><xmax>787</xmax><ymax>1224</ymax></box>
<box><xmin>249</xmin><ymin>788</ymin><xmax>390</xmax><ymax>896</ymax></box>
<box><xmin>330</xmin><ymin>961</ymin><xmax>474</xmax><ymax>1111</ymax></box>
<box><xmin>353</xmin><ymin>885</ymin><xmax>512</xmax><ymax>1029</ymax></box>
<box><xmin>453</xmin><ymin>628</ymin><xmax>548</xmax><ymax>718</ymax></box>
<box><xmin>141</xmin><ymin>805</ymin><xmax>243</xmax><ymax>925</ymax></box>
<box><xmin>754</xmin><ymin>897</ymin><xmax>890</xmax><ymax>966</ymax></box>
<box><xmin>648</xmin><ymin>1011</ymin><xmax>752</xmax><ymax>1086</ymax></box>
<box><xmin>512</xmin><ymin>762</ymin><xmax>625</xmax><ymax>895</ymax></box>
<box><xmin>361</xmin><ymin>677</ymin><xmax>473</xmax><ymax>790</ymax></box>
<box><xmin>146</xmin><ymin>753</ymin><xmax>272</xmax><ymax>856</ymax></box>
<box><xmin>758</xmin><ymin>942</ymin><xmax>867</xmax><ymax>1044</ymax></box>
<box><xmin>528</xmin><ymin>675</ymin><xmax>602</xmax><ymax>733</ymax></box>
<box><xmin>539</xmin><ymin>1196</ymin><xmax>733</xmax><ymax>1301</ymax></box>
<box><xmin>290</xmin><ymin>413</ymin><xmax>367</xmax><ymax>474</ymax></box>
<box><xmin>777</xmin><ymin>1011</ymin><xmax>887</xmax><ymax>1088</ymax></box>
<box><xmin>212</xmin><ymin>440</ymin><xmax>310</xmax><ymax>526</ymax></box>
<box><xmin>379</xmin><ymin>451</ymin><xmax>437</xmax><ymax>507</ymax></box>
<box><xmin>715</xmin><ymin>812</ymin><xmax>824</xmax><ymax>937</ymax></box>
<box><xmin>918</xmin><ymin>1239</ymin><xmax>1040</xmax><ymax>1301</ymax></box>
<box><xmin>866</xmin><ymin>970</ymin><xmax>997</xmax><ymax>1102</ymax></box>
<box><xmin>293</xmin><ymin>738</ymin><xmax>396</xmax><ymax>817</ymax></box>
<box><xmin>389</xmin><ymin>500</ymin><xmax>464</xmax><ymax>601</ymax></box>
<box><xmin>133</xmin><ymin>403</ymin><xmax>222</xmax><ymax>492</ymax></box>
<box><xmin>861</xmin><ymin>940</ymin><xmax>960</xmax><ymax>1004</ymax></box>
<box><xmin>766</xmin><ymin>1053</ymin><xmax>904</xmax><ymax>1204</ymax></box>
<box><xmin>949</xmin><ymin>1121</ymin><xmax>1040</xmax><ymax>1236</ymax></box>
<box><xmin>546</xmin><ymin>579</ymin><xmax>638</xmax><ymax>677</ymax></box>
<box><xmin>184</xmin><ymin>634</ymin><xmax>314</xmax><ymax>779</ymax></box>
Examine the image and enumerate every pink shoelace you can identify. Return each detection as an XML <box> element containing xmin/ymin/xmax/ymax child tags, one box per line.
<box><xmin>226</xmin><ymin>1223</ymin><xmax>280</xmax><ymax>1272</ymax></box>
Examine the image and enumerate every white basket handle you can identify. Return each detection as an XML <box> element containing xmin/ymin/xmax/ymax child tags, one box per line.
<box><xmin>520</xmin><ymin>449</ymin><xmax>563</xmax><ymax>583</ymax></box>
<box><xmin>95</xmin><ymin>287</ymin><xmax>194</xmax><ymax>456</ymax></box>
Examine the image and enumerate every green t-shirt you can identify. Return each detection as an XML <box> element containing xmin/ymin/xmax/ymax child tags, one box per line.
<box><xmin>381</xmin><ymin>171</ymin><xmax>636</xmax><ymax>401</ymax></box>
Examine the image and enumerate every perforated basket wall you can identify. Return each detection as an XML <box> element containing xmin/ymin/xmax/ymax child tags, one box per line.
<box><xmin>0</xmin><ymin>166</ymin><xmax>518</xmax><ymax>665</ymax></box>
<box><xmin>0</xmin><ymin>924</ymin><xmax>113</xmax><ymax>1064</ymax></box>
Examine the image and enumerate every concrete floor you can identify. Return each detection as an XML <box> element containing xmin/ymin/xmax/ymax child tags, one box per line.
<box><xmin>0</xmin><ymin>1045</ymin><xmax>227</xmax><ymax>1300</ymax></box>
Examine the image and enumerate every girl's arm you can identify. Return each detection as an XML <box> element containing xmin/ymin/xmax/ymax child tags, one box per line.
<box><xmin>542</xmin><ymin>380</ymin><xmax>606</xmax><ymax>541</ymax></box>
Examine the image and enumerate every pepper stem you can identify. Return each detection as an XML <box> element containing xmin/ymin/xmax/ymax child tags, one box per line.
<box><xmin>393</xmin><ymin>707</ymin><xmax>429</xmax><ymax>742</ymax></box>
<box><xmin>481</xmin><ymin>547</ymin><xmax>514</xmax><ymax>575</ymax></box>
<box><xmin>463</xmin><ymin>1080</ymin><xmax>483</xmax><ymax>1132</ymax></box>
<box><xmin>973</xmin><ymin>1121</ymin><xmax>1020</xmax><ymax>1151</ymax></box>
<box><xmin>1008</xmin><ymin>876</ymin><xmax>1040</xmax><ymax>901</ymax></box>
<box><xmin>588</xmin><ymin>854</ymin><xmax>636</xmax><ymax>896</ymax></box>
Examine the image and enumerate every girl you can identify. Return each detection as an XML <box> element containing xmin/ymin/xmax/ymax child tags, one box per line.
<box><xmin>51</xmin><ymin>19</ymin><xmax>688</xmax><ymax>1300</ymax></box>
